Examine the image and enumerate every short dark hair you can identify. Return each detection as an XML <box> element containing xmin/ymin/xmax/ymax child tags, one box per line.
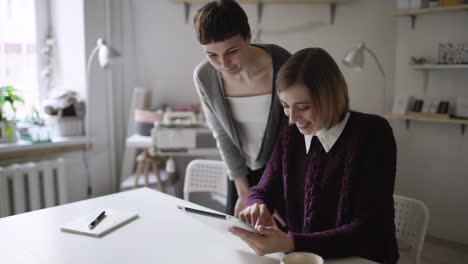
<box><xmin>193</xmin><ymin>0</ymin><xmax>251</xmax><ymax>45</ymax></box>
<box><xmin>276</xmin><ymin>48</ymin><xmax>349</xmax><ymax>130</ymax></box>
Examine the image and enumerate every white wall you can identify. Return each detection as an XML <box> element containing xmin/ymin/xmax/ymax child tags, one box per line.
<box><xmin>50</xmin><ymin>0</ymin><xmax>86</xmax><ymax>97</ymax></box>
<box><xmin>44</xmin><ymin>0</ymin><xmax>468</xmax><ymax>246</ymax></box>
<box><xmin>114</xmin><ymin>0</ymin><xmax>396</xmax><ymax>114</ymax></box>
<box><xmin>393</xmin><ymin>11</ymin><xmax>468</xmax><ymax>244</ymax></box>
<box><xmin>110</xmin><ymin>0</ymin><xmax>397</xmax><ymax>187</ymax></box>
<box><xmin>49</xmin><ymin>0</ymin><xmax>89</xmax><ymax>201</ymax></box>
<box><xmin>111</xmin><ymin>0</ymin><xmax>401</xmax><ymax>217</ymax></box>
<box><xmin>111</xmin><ymin>0</ymin><xmax>468</xmax><ymax>244</ymax></box>
<box><xmin>82</xmin><ymin>0</ymin><xmax>114</xmax><ymax>197</ymax></box>
<box><xmin>49</xmin><ymin>0</ymin><xmax>114</xmax><ymax>200</ymax></box>
<box><xmin>52</xmin><ymin>0</ymin><xmax>467</xmax><ymax>245</ymax></box>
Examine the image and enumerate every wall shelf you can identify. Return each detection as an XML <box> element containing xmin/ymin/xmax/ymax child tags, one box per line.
<box><xmin>412</xmin><ymin>64</ymin><xmax>468</xmax><ymax>69</ymax></box>
<box><xmin>392</xmin><ymin>4</ymin><xmax>468</xmax><ymax>29</ymax></box>
<box><xmin>0</xmin><ymin>136</ymin><xmax>87</xmax><ymax>160</ymax></box>
<box><xmin>169</xmin><ymin>0</ymin><xmax>351</xmax><ymax>24</ymax></box>
<box><xmin>385</xmin><ymin>113</ymin><xmax>468</xmax><ymax>135</ymax></box>
<box><xmin>411</xmin><ymin>64</ymin><xmax>468</xmax><ymax>91</ymax></box>
<box><xmin>171</xmin><ymin>0</ymin><xmax>350</xmax><ymax>2</ymax></box>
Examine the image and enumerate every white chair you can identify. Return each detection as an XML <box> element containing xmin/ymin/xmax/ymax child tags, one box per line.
<box><xmin>184</xmin><ymin>159</ymin><xmax>228</xmax><ymax>210</ymax></box>
<box><xmin>394</xmin><ymin>194</ymin><xmax>429</xmax><ymax>264</ymax></box>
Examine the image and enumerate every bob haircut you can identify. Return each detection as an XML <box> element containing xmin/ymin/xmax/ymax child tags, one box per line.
<box><xmin>276</xmin><ymin>48</ymin><xmax>349</xmax><ymax>130</ymax></box>
<box><xmin>193</xmin><ymin>0</ymin><xmax>251</xmax><ymax>45</ymax></box>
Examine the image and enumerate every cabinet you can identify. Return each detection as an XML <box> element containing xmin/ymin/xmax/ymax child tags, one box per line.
<box><xmin>169</xmin><ymin>0</ymin><xmax>351</xmax><ymax>24</ymax></box>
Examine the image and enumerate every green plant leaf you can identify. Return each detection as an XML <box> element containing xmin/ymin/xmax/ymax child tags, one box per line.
<box><xmin>11</xmin><ymin>95</ymin><xmax>24</xmax><ymax>103</ymax></box>
<box><xmin>0</xmin><ymin>86</ymin><xmax>24</xmax><ymax>119</ymax></box>
<box><xmin>5</xmin><ymin>122</ymin><xmax>13</xmax><ymax>137</ymax></box>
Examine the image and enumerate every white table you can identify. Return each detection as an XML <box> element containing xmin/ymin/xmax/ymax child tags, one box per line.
<box><xmin>125</xmin><ymin>134</ymin><xmax>220</xmax><ymax>156</ymax></box>
<box><xmin>0</xmin><ymin>188</ymin><xmax>376</xmax><ymax>264</ymax></box>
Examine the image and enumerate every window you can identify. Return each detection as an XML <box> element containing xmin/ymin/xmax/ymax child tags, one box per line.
<box><xmin>0</xmin><ymin>0</ymin><xmax>42</xmax><ymax>119</ymax></box>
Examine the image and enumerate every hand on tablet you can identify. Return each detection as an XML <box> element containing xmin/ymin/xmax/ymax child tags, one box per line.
<box><xmin>234</xmin><ymin>194</ymin><xmax>247</xmax><ymax>217</ymax></box>
<box><xmin>229</xmin><ymin>225</ymin><xmax>295</xmax><ymax>256</ymax></box>
<box><xmin>239</xmin><ymin>203</ymin><xmax>275</xmax><ymax>228</ymax></box>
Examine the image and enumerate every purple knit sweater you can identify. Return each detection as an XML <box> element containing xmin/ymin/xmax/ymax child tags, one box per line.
<box><xmin>246</xmin><ymin>111</ymin><xmax>399</xmax><ymax>264</ymax></box>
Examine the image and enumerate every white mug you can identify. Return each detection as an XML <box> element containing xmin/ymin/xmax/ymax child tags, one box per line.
<box><xmin>281</xmin><ymin>252</ymin><xmax>324</xmax><ymax>264</ymax></box>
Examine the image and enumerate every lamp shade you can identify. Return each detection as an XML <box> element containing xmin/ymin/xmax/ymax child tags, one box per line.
<box><xmin>96</xmin><ymin>38</ymin><xmax>120</xmax><ymax>69</ymax></box>
<box><xmin>342</xmin><ymin>41</ymin><xmax>387</xmax><ymax>114</ymax></box>
<box><xmin>342</xmin><ymin>42</ymin><xmax>365</xmax><ymax>72</ymax></box>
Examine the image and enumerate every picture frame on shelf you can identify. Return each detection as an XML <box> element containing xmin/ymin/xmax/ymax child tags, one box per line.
<box><xmin>392</xmin><ymin>95</ymin><xmax>415</xmax><ymax>115</ymax></box>
<box><xmin>410</xmin><ymin>0</ymin><xmax>429</xmax><ymax>8</ymax></box>
<box><xmin>420</xmin><ymin>97</ymin><xmax>440</xmax><ymax>113</ymax></box>
<box><xmin>405</xmin><ymin>96</ymin><xmax>454</xmax><ymax>120</ymax></box>
<box><xmin>397</xmin><ymin>0</ymin><xmax>411</xmax><ymax>9</ymax></box>
<box><xmin>455</xmin><ymin>97</ymin><xmax>468</xmax><ymax>118</ymax></box>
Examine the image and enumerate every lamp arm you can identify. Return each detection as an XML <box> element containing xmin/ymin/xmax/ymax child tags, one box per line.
<box><xmin>364</xmin><ymin>47</ymin><xmax>387</xmax><ymax>114</ymax></box>
<box><xmin>84</xmin><ymin>45</ymin><xmax>100</xmax><ymax>197</ymax></box>
<box><xmin>364</xmin><ymin>47</ymin><xmax>385</xmax><ymax>78</ymax></box>
<box><xmin>85</xmin><ymin>46</ymin><xmax>100</xmax><ymax>149</ymax></box>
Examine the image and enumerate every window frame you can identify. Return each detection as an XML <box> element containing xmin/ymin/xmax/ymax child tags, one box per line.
<box><xmin>34</xmin><ymin>0</ymin><xmax>52</xmax><ymax>104</ymax></box>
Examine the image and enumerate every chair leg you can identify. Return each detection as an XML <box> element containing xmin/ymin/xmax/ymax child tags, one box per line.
<box><xmin>152</xmin><ymin>159</ymin><xmax>166</xmax><ymax>193</ymax></box>
<box><xmin>134</xmin><ymin>153</ymin><xmax>145</xmax><ymax>188</ymax></box>
<box><xmin>143</xmin><ymin>157</ymin><xmax>151</xmax><ymax>188</ymax></box>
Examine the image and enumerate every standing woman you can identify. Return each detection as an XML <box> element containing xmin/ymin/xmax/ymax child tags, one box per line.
<box><xmin>193</xmin><ymin>0</ymin><xmax>291</xmax><ymax>216</ymax></box>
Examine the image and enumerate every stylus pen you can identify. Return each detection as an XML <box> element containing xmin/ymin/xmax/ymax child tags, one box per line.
<box><xmin>179</xmin><ymin>206</ymin><xmax>227</xmax><ymax>220</ymax></box>
<box><xmin>89</xmin><ymin>211</ymin><xmax>106</xmax><ymax>229</ymax></box>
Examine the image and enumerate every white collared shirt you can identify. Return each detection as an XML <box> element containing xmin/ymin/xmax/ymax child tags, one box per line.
<box><xmin>304</xmin><ymin>112</ymin><xmax>350</xmax><ymax>153</ymax></box>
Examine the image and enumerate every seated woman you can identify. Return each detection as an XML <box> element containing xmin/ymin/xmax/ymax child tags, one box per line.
<box><xmin>230</xmin><ymin>48</ymin><xmax>399</xmax><ymax>264</ymax></box>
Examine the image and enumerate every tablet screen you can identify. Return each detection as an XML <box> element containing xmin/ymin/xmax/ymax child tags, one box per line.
<box><xmin>177</xmin><ymin>205</ymin><xmax>258</xmax><ymax>233</ymax></box>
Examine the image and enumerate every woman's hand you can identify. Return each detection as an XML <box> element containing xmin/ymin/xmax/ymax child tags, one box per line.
<box><xmin>234</xmin><ymin>194</ymin><xmax>247</xmax><ymax>217</ymax></box>
<box><xmin>233</xmin><ymin>176</ymin><xmax>250</xmax><ymax>217</ymax></box>
<box><xmin>239</xmin><ymin>203</ymin><xmax>275</xmax><ymax>228</ymax></box>
<box><xmin>230</xmin><ymin>225</ymin><xmax>295</xmax><ymax>256</ymax></box>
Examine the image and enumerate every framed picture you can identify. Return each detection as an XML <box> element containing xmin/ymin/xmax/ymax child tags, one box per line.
<box><xmin>455</xmin><ymin>97</ymin><xmax>468</xmax><ymax>118</ymax></box>
<box><xmin>392</xmin><ymin>95</ymin><xmax>414</xmax><ymax>115</ymax></box>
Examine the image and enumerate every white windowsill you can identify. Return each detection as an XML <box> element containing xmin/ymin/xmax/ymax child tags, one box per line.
<box><xmin>0</xmin><ymin>136</ymin><xmax>87</xmax><ymax>153</ymax></box>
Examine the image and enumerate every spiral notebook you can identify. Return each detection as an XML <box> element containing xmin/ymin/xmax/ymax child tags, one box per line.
<box><xmin>60</xmin><ymin>208</ymin><xmax>139</xmax><ymax>237</ymax></box>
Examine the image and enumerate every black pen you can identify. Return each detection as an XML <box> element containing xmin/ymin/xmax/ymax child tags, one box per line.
<box><xmin>89</xmin><ymin>211</ymin><xmax>106</xmax><ymax>229</ymax></box>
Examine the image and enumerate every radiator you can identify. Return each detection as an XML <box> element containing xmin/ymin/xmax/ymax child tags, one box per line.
<box><xmin>0</xmin><ymin>158</ymin><xmax>68</xmax><ymax>217</ymax></box>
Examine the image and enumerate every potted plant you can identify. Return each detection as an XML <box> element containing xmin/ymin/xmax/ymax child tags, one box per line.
<box><xmin>0</xmin><ymin>86</ymin><xmax>24</xmax><ymax>143</ymax></box>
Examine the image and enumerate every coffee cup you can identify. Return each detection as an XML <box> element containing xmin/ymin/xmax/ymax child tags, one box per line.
<box><xmin>281</xmin><ymin>252</ymin><xmax>324</xmax><ymax>264</ymax></box>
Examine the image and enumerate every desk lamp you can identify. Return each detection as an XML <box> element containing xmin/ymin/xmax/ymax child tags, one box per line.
<box><xmin>85</xmin><ymin>38</ymin><xmax>120</xmax><ymax>196</ymax></box>
<box><xmin>342</xmin><ymin>42</ymin><xmax>386</xmax><ymax>113</ymax></box>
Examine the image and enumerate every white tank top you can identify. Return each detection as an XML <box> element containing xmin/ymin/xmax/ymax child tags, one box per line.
<box><xmin>226</xmin><ymin>94</ymin><xmax>271</xmax><ymax>170</ymax></box>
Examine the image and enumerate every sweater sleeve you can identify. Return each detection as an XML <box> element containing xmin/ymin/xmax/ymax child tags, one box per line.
<box><xmin>245</xmin><ymin>126</ymin><xmax>286</xmax><ymax>213</ymax></box>
<box><xmin>290</xmin><ymin>118</ymin><xmax>397</xmax><ymax>263</ymax></box>
<box><xmin>193</xmin><ymin>70</ymin><xmax>249</xmax><ymax>180</ymax></box>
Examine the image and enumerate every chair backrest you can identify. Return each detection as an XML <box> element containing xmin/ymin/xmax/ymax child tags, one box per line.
<box><xmin>394</xmin><ymin>194</ymin><xmax>429</xmax><ymax>264</ymax></box>
<box><xmin>184</xmin><ymin>159</ymin><xmax>228</xmax><ymax>201</ymax></box>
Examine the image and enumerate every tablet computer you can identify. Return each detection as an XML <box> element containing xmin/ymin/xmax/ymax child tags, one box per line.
<box><xmin>177</xmin><ymin>205</ymin><xmax>258</xmax><ymax>234</ymax></box>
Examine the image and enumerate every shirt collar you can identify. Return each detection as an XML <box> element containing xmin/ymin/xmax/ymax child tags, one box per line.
<box><xmin>304</xmin><ymin>112</ymin><xmax>350</xmax><ymax>153</ymax></box>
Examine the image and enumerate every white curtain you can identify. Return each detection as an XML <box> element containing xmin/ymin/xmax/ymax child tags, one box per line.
<box><xmin>0</xmin><ymin>0</ymin><xmax>39</xmax><ymax>118</ymax></box>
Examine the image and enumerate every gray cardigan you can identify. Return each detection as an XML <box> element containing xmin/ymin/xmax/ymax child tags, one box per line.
<box><xmin>193</xmin><ymin>44</ymin><xmax>291</xmax><ymax>180</ymax></box>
